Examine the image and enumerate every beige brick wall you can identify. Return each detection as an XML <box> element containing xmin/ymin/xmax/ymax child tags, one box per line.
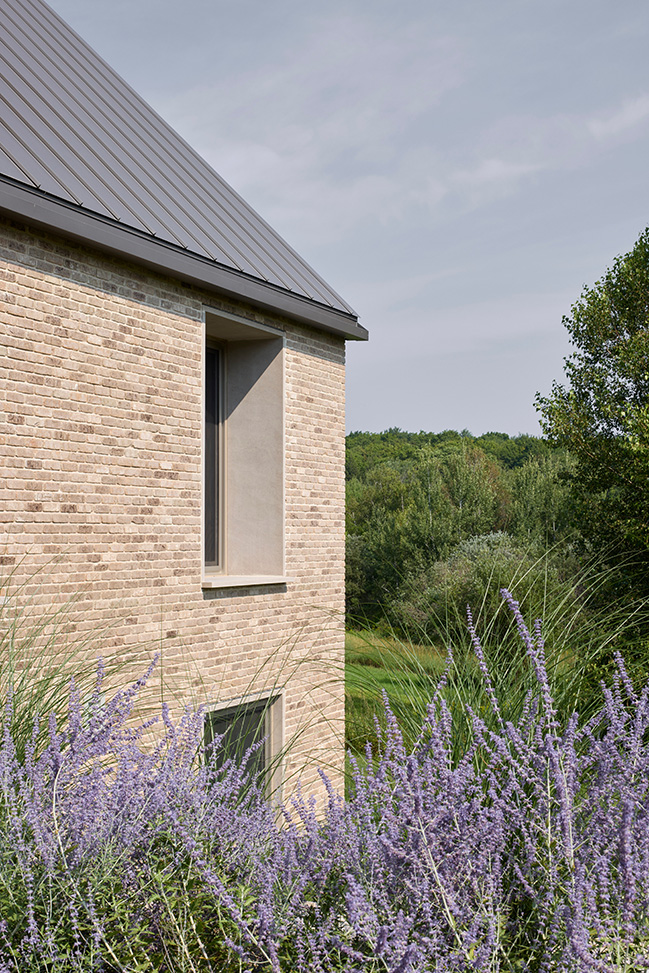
<box><xmin>0</xmin><ymin>216</ymin><xmax>347</xmax><ymax>798</ymax></box>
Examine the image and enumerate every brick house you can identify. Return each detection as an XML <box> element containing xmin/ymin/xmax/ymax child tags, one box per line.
<box><xmin>0</xmin><ymin>0</ymin><xmax>367</xmax><ymax>795</ymax></box>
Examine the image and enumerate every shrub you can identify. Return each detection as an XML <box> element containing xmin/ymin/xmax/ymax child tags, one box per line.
<box><xmin>384</xmin><ymin>531</ymin><xmax>586</xmax><ymax>654</ymax></box>
<box><xmin>385</xmin><ymin>535</ymin><xmax>641</xmax><ymax>696</ymax></box>
<box><xmin>1</xmin><ymin>595</ymin><xmax>649</xmax><ymax>970</ymax></box>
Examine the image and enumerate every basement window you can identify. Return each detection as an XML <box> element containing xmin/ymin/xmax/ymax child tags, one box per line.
<box><xmin>204</xmin><ymin>693</ymin><xmax>283</xmax><ymax>789</ymax></box>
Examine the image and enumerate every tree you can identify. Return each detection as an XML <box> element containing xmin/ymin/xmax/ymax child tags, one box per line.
<box><xmin>345</xmin><ymin>443</ymin><xmax>509</xmax><ymax>621</ymax></box>
<box><xmin>536</xmin><ymin>227</ymin><xmax>649</xmax><ymax>560</ymax></box>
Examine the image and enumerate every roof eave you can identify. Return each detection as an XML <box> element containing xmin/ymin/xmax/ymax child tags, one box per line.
<box><xmin>0</xmin><ymin>179</ymin><xmax>368</xmax><ymax>342</ymax></box>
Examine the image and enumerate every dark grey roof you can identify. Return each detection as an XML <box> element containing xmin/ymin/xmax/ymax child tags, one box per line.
<box><xmin>0</xmin><ymin>0</ymin><xmax>367</xmax><ymax>340</ymax></box>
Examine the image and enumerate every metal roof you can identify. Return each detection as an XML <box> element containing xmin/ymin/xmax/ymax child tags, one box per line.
<box><xmin>0</xmin><ymin>0</ymin><xmax>367</xmax><ymax>340</ymax></box>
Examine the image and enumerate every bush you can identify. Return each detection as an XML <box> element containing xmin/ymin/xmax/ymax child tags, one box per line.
<box><xmin>1</xmin><ymin>595</ymin><xmax>649</xmax><ymax>969</ymax></box>
<box><xmin>385</xmin><ymin>531</ymin><xmax>578</xmax><ymax>645</ymax></box>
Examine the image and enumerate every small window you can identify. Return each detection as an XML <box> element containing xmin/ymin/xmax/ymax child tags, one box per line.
<box><xmin>205</xmin><ymin>698</ymin><xmax>267</xmax><ymax>778</ymax></box>
<box><xmin>204</xmin><ymin>694</ymin><xmax>283</xmax><ymax>789</ymax></box>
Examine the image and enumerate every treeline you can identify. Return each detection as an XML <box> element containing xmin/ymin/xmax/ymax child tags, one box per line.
<box><xmin>346</xmin><ymin>428</ymin><xmax>552</xmax><ymax>478</ymax></box>
<box><xmin>345</xmin><ymin>429</ymin><xmax>597</xmax><ymax>646</ymax></box>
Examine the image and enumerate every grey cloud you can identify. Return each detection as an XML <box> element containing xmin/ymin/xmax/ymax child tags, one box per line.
<box><xmin>44</xmin><ymin>0</ymin><xmax>649</xmax><ymax>435</ymax></box>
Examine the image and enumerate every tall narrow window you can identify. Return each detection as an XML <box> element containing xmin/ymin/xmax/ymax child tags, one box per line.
<box><xmin>203</xmin><ymin>309</ymin><xmax>285</xmax><ymax>583</ymax></box>
<box><xmin>204</xmin><ymin>342</ymin><xmax>222</xmax><ymax>567</ymax></box>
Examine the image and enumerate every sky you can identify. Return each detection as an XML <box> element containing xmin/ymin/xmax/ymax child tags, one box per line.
<box><xmin>48</xmin><ymin>0</ymin><xmax>649</xmax><ymax>437</ymax></box>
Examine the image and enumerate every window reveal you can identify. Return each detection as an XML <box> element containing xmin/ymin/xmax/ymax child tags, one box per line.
<box><xmin>202</xmin><ymin>309</ymin><xmax>285</xmax><ymax>581</ymax></box>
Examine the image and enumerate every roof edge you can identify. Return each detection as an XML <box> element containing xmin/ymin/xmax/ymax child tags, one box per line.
<box><xmin>0</xmin><ymin>179</ymin><xmax>369</xmax><ymax>341</ymax></box>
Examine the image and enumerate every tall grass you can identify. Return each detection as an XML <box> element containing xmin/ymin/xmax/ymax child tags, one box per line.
<box><xmin>0</xmin><ymin>559</ymin><xmax>126</xmax><ymax>761</ymax></box>
<box><xmin>346</xmin><ymin>551</ymin><xmax>649</xmax><ymax>762</ymax></box>
<box><xmin>0</xmin><ymin>561</ymin><xmax>346</xmax><ymax>803</ymax></box>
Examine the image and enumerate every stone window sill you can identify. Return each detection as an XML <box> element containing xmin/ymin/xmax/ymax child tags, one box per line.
<box><xmin>201</xmin><ymin>575</ymin><xmax>290</xmax><ymax>590</ymax></box>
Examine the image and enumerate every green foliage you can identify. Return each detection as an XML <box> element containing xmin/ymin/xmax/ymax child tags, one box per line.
<box><xmin>345</xmin><ymin>431</ymin><xmax>573</xmax><ymax>627</ymax></box>
<box><xmin>345</xmin><ymin>427</ymin><xmax>466</xmax><ymax>480</ymax></box>
<box><xmin>472</xmin><ymin>430</ymin><xmax>552</xmax><ymax>468</ymax></box>
<box><xmin>346</xmin><ymin>427</ymin><xmax>551</xmax><ymax>480</ymax></box>
<box><xmin>536</xmin><ymin>226</ymin><xmax>649</xmax><ymax>565</ymax></box>
<box><xmin>346</xmin><ymin>443</ymin><xmax>510</xmax><ymax>624</ymax></box>
<box><xmin>505</xmin><ymin>452</ymin><xmax>576</xmax><ymax>545</ymax></box>
<box><xmin>344</xmin><ymin>422</ymin><xmax>649</xmax><ymax>720</ymax></box>
<box><xmin>384</xmin><ymin>532</ymin><xmax>571</xmax><ymax>644</ymax></box>
<box><xmin>346</xmin><ymin>558</ymin><xmax>646</xmax><ymax>766</ymax></box>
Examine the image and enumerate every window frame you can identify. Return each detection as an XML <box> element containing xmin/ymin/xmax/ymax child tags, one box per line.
<box><xmin>204</xmin><ymin>338</ymin><xmax>226</xmax><ymax>571</ymax></box>
<box><xmin>203</xmin><ymin>691</ymin><xmax>284</xmax><ymax>796</ymax></box>
<box><xmin>202</xmin><ymin>308</ymin><xmax>287</xmax><ymax>588</ymax></box>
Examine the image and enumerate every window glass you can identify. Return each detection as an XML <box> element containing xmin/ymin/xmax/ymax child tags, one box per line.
<box><xmin>204</xmin><ymin>700</ymin><xmax>267</xmax><ymax>779</ymax></box>
<box><xmin>204</xmin><ymin>344</ymin><xmax>221</xmax><ymax>566</ymax></box>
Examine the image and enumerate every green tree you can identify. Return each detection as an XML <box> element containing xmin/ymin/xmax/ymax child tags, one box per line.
<box><xmin>507</xmin><ymin>452</ymin><xmax>575</xmax><ymax>546</ymax></box>
<box><xmin>536</xmin><ymin>228</ymin><xmax>649</xmax><ymax>561</ymax></box>
<box><xmin>475</xmin><ymin>431</ymin><xmax>551</xmax><ymax>469</ymax></box>
<box><xmin>345</xmin><ymin>444</ymin><xmax>508</xmax><ymax>622</ymax></box>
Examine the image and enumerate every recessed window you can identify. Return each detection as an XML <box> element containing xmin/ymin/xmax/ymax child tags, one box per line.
<box><xmin>203</xmin><ymin>309</ymin><xmax>285</xmax><ymax>584</ymax></box>
<box><xmin>204</xmin><ymin>693</ymin><xmax>283</xmax><ymax>791</ymax></box>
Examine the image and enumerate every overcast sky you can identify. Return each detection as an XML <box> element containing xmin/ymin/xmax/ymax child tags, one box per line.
<box><xmin>48</xmin><ymin>0</ymin><xmax>649</xmax><ymax>436</ymax></box>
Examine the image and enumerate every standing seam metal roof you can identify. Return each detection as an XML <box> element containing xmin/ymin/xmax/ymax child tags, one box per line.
<box><xmin>0</xmin><ymin>0</ymin><xmax>366</xmax><ymax>339</ymax></box>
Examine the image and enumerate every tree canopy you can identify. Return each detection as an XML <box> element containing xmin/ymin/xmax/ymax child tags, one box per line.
<box><xmin>345</xmin><ymin>431</ymin><xmax>574</xmax><ymax>631</ymax></box>
<box><xmin>536</xmin><ymin>227</ymin><xmax>649</xmax><ymax>555</ymax></box>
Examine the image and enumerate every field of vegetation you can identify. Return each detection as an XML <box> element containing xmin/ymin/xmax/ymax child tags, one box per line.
<box><xmin>2</xmin><ymin>586</ymin><xmax>649</xmax><ymax>970</ymax></box>
<box><xmin>345</xmin><ymin>428</ymin><xmax>649</xmax><ymax>757</ymax></box>
<box><xmin>3</xmin><ymin>419</ymin><xmax>646</xmax><ymax>970</ymax></box>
